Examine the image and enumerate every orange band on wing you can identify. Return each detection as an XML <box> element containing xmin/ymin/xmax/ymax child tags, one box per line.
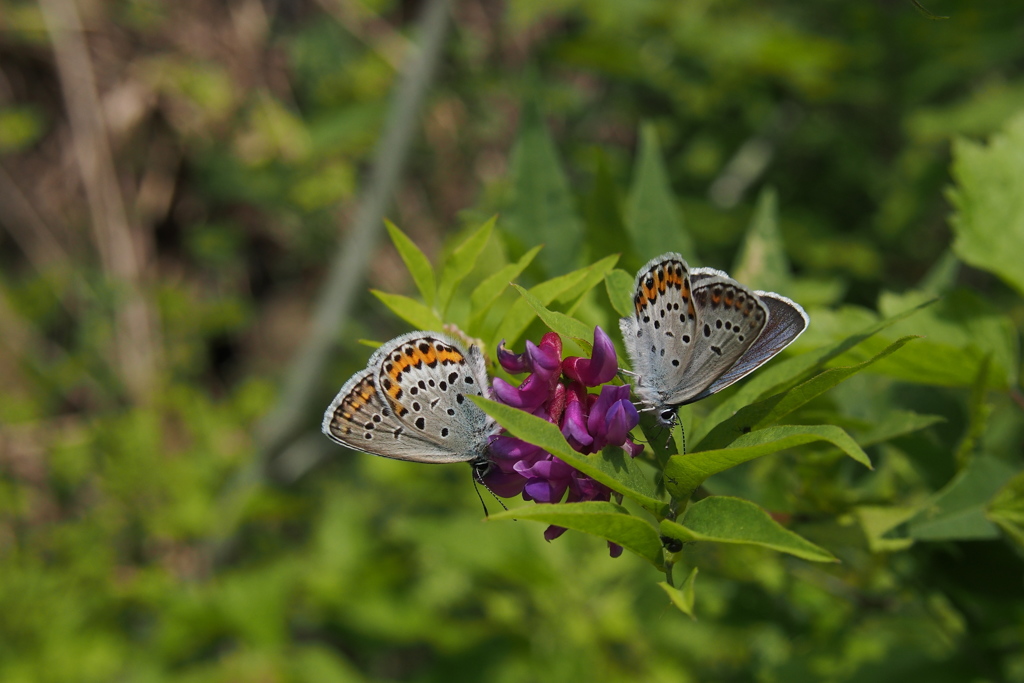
<box><xmin>635</xmin><ymin>261</ymin><xmax>686</xmax><ymax>314</ymax></box>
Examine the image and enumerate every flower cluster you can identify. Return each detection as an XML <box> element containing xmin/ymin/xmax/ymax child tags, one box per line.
<box><xmin>482</xmin><ymin>327</ymin><xmax>642</xmax><ymax>556</ymax></box>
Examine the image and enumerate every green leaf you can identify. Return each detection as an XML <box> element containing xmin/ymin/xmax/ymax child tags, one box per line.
<box><xmin>909</xmin><ymin>0</ymin><xmax>949</xmax><ymax>20</ymax></box>
<box><xmin>626</xmin><ymin>123</ymin><xmax>695</xmax><ymax>268</ymax></box>
<box><xmin>604</xmin><ymin>269</ymin><xmax>635</xmax><ymax>318</ymax></box>
<box><xmin>504</xmin><ymin>101</ymin><xmax>584</xmax><ymax>276</ymax></box>
<box><xmin>919</xmin><ymin>248</ymin><xmax>961</xmax><ymax>295</ymax></box>
<box><xmin>511</xmin><ymin>284</ymin><xmax>594</xmax><ymax>351</ymax></box>
<box><xmin>895</xmin><ymin>456</ymin><xmax>1018</xmax><ymax>541</ymax></box>
<box><xmin>658</xmin><ymin>567</ymin><xmax>698</xmax><ymax>619</ymax></box>
<box><xmin>493</xmin><ymin>255</ymin><xmax>618</xmax><ymax>347</ymax></box>
<box><xmin>948</xmin><ymin>112</ymin><xmax>1024</xmax><ymax>296</ymax></box>
<box><xmin>583</xmin><ymin>149</ymin><xmax>630</xmax><ymax>263</ymax></box>
<box><xmin>551</xmin><ymin>254</ymin><xmax>620</xmax><ymax>305</ymax></box>
<box><xmin>988</xmin><ymin>471</ymin><xmax>1024</xmax><ymax>549</ymax></box>
<box><xmin>856</xmin><ymin>410</ymin><xmax>945</xmax><ymax>447</ymax></box>
<box><xmin>875</xmin><ymin>289</ymin><xmax>1019</xmax><ymax>389</ymax></box>
<box><xmin>470</xmin><ymin>397</ymin><xmax>667</xmax><ymax>517</ymax></box>
<box><xmin>384</xmin><ymin>220</ymin><xmax>436</xmax><ymax>306</ymax></box>
<box><xmin>854</xmin><ymin>506</ymin><xmax>917</xmax><ymax>553</ymax></box>
<box><xmin>437</xmin><ymin>217</ymin><xmax>495</xmax><ymax>314</ymax></box>
<box><xmin>487</xmin><ymin>501</ymin><xmax>664</xmax><ymax>568</ymax></box>
<box><xmin>371</xmin><ymin>291</ymin><xmax>444</xmax><ymax>331</ymax></box>
<box><xmin>469</xmin><ymin>245</ymin><xmax>543</xmax><ymax>323</ymax></box>
<box><xmin>694</xmin><ymin>299</ymin><xmax>937</xmax><ymax>444</ymax></box>
<box><xmin>660</xmin><ymin>496</ymin><xmax>837</xmax><ymax>562</ymax></box>
<box><xmin>956</xmin><ymin>355</ymin><xmax>993</xmax><ymax>466</ymax></box>
<box><xmin>666</xmin><ymin>425</ymin><xmax>870</xmax><ymax>500</ymax></box>
<box><xmin>731</xmin><ymin>186</ymin><xmax>792</xmax><ymax>293</ymax></box>
<box><xmin>696</xmin><ymin>336</ymin><xmax>918</xmax><ymax>452</ymax></box>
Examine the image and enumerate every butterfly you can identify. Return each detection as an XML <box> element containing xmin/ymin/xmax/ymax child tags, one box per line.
<box><xmin>322</xmin><ymin>331</ymin><xmax>498</xmax><ymax>475</ymax></box>
<box><xmin>619</xmin><ymin>252</ymin><xmax>809</xmax><ymax>424</ymax></box>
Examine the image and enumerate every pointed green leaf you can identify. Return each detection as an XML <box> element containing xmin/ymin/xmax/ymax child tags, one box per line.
<box><xmin>694</xmin><ymin>300</ymin><xmax>938</xmax><ymax>444</ymax></box>
<box><xmin>551</xmin><ymin>254</ymin><xmax>620</xmax><ymax>305</ymax></box>
<box><xmin>891</xmin><ymin>456</ymin><xmax>1018</xmax><ymax>541</ymax></box>
<box><xmin>605</xmin><ymin>269</ymin><xmax>635</xmax><ymax>318</ymax></box>
<box><xmin>666</xmin><ymin>425</ymin><xmax>870</xmax><ymax>500</ymax></box>
<box><xmin>371</xmin><ymin>291</ymin><xmax>444</xmax><ymax>331</ymax></box>
<box><xmin>696</xmin><ymin>336</ymin><xmax>918</xmax><ymax>452</ymax></box>
<box><xmin>469</xmin><ymin>245</ymin><xmax>542</xmax><ymax>322</ymax></box>
<box><xmin>437</xmin><ymin>217</ymin><xmax>495</xmax><ymax>314</ymax></box>
<box><xmin>872</xmin><ymin>289</ymin><xmax>1017</xmax><ymax>388</ymax></box>
<box><xmin>919</xmin><ymin>249</ymin><xmax>961</xmax><ymax>295</ymax></box>
<box><xmin>470</xmin><ymin>396</ymin><xmax>667</xmax><ymax>516</ymax></box>
<box><xmin>732</xmin><ymin>186</ymin><xmax>791</xmax><ymax>293</ymax></box>
<box><xmin>658</xmin><ymin>567</ymin><xmax>698</xmax><ymax>619</ymax></box>
<box><xmin>627</xmin><ymin>123</ymin><xmax>695</xmax><ymax>268</ymax></box>
<box><xmin>854</xmin><ymin>506</ymin><xmax>916</xmax><ymax>553</ymax></box>
<box><xmin>384</xmin><ymin>220</ymin><xmax>436</xmax><ymax>306</ymax></box>
<box><xmin>956</xmin><ymin>355</ymin><xmax>993</xmax><ymax>466</ymax></box>
<box><xmin>660</xmin><ymin>497</ymin><xmax>837</xmax><ymax>562</ymax></box>
<box><xmin>504</xmin><ymin>102</ymin><xmax>583</xmax><ymax>275</ymax></box>
<box><xmin>493</xmin><ymin>255</ymin><xmax>618</xmax><ymax>347</ymax></box>
<box><xmin>856</xmin><ymin>410</ymin><xmax>945</xmax><ymax>447</ymax></box>
<box><xmin>988</xmin><ymin>470</ymin><xmax>1024</xmax><ymax>549</ymax></box>
<box><xmin>488</xmin><ymin>501</ymin><xmax>664</xmax><ymax>568</ymax></box>
<box><xmin>511</xmin><ymin>284</ymin><xmax>593</xmax><ymax>351</ymax></box>
<box><xmin>948</xmin><ymin>113</ymin><xmax>1024</xmax><ymax>296</ymax></box>
<box><xmin>584</xmin><ymin>149</ymin><xmax>630</xmax><ymax>262</ymax></box>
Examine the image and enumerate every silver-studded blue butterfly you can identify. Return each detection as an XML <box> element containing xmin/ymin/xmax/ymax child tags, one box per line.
<box><xmin>322</xmin><ymin>331</ymin><xmax>498</xmax><ymax>472</ymax></box>
<box><xmin>619</xmin><ymin>252</ymin><xmax>809</xmax><ymax>424</ymax></box>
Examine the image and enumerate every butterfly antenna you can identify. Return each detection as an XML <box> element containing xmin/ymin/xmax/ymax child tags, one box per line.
<box><xmin>472</xmin><ymin>463</ymin><xmax>508</xmax><ymax>516</ymax></box>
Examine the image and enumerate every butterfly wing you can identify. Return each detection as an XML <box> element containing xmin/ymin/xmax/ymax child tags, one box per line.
<box><xmin>661</xmin><ymin>273</ymin><xmax>769</xmax><ymax>406</ymax></box>
<box><xmin>686</xmin><ymin>291</ymin><xmax>808</xmax><ymax>402</ymax></box>
<box><xmin>322</xmin><ymin>369</ymin><xmax>458</xmax><ymax>463</ymax></box>
<box><xmin>619</xmin><ymin>253</ymin><xmax>701</xmax><ymax>409</ymax></box>
<box><xmin>323</xmin><ymin>332</ymin><xmax>496</xmax><ymax>464</ymax></box>
<box><xmin>371</xmin><ymin>331</ymin><xmax>496</xmax><ymax>463</ymax></box>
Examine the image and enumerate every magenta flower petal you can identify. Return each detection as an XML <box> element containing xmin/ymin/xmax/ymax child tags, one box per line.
<box><xmin>547</xmin><ymin>383</ymin><xmax>566</xmax><ymax>424</ymax></box>
<box><xmin>623</xmin><ymin>437</ymin><xmax>644</xmax><ymax>458</ymax></box>
<box><xmin>607</xmin><ymin>542</ymin><xmax>623</xmax><ymax>558</ymax></box>
<box><xmin>518</xmin><ymin>457</ymin><xmax>573</xmax><ymax>481</ymax></box>
<box><xmin>492</xmin><ymin>375</ymin><xmax>549</xmax><ymax>411</ymax></box>
<box><xmin>570</xmin><ymin>471</ymin><xmax>611</xmax><ymax>501</ymax></box>
<box><xmin>496</xmin><ymin>339</ymin><xmax>531</xmax><ymax>374</ymax></box>
<box><xmin>524</xmin><ymin>477</ymin><xmax>568</xmax><ymax>503</ymax></box>
<box><xmin>587</xmin><ymin>384</ymin><xmax>635</xmax><ymax>447</ymax></box>
<box><xmin>491</xmin><ymin>377</ymin><xmax>523</xmax><ymax>404</ymax></box>
<box><xmin>604</xmin><ymin>397</ymin><xmax>639</xmax><ymax>446</ymax></box>
<box><xmin>531</xmin><ymin>336</ymin><xmax>563</xmax><ymax>374</ymax></box>
<box><xmin>544</xmin><ymin>525</ymin><xmax>568</xmax><ymax>542</ymax></box>
<box><xmin>482</xmin><ymin>468</ymin><xmax>527</xmax><ymax>497</ymax></box>
<box><xmin>560</xmin><ymin>392</ymin><xmax>593</xmax><ymax>449</ymax></box>
<box><xmin>489</xmin><ymin>435</ymin><xmax>546</xmax><ymax>472</ymax></box>
<box><xmin>562</xmin><ymin>327</ymin><xmax>618</xmax><ymax>387</ymax></box>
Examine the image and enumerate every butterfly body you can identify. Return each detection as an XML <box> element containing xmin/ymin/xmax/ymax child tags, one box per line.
<box><xmin>619</xmin><ymin>253</ymin><xmax>808</xmax><ymax>424</ymax></box>
<box><xmin>323</xmin><ymin>331</ymin><xmax>498</xmax><ymax>468</ymax></box>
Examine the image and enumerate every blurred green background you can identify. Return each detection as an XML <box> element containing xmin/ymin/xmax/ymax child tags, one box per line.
<box><xmin>1</xmin><ymin>0</ymin><xmax>1023</xmax><ymax>681</ymax></box>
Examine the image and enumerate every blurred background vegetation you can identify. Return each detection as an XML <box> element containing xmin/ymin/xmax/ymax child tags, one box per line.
<box><xmin>1</xmin><ymin>0</ymin><xmax>1023</xmax><ymax>681</ymax></box>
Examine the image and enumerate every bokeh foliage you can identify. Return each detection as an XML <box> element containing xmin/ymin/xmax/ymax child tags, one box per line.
<box><xmin>1</xmin><ymin>0</ymin><xmax>1023</xmax><ymax>681</ymax></box>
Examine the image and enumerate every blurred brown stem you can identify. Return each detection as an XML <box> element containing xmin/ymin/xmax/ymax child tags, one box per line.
<box><xmin>39</xmin><ymin>0</ymin><xmax>158</xmax><ymax>403</ymax></box>
<box><xmin>209</xmin><ymin>0</ymin><xmax>452</xmax><ymax>566</ymax></box>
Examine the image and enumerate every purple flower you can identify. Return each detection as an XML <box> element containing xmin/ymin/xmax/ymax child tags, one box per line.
<box><xmin>483</xmin><ymin>328</ymin><xmax>644</xmax><ymax>558</ymax></box>
<box><xmin>560</xmin><ymin>387</ymin><xmax>594</xmax><ymax>451</ymax></box>
<box><xmin>587</xmin><ymin>384</ymin><xmax>639</xmax><ymax>451</ymax></box>
<box><xmin>497</xmin><ymin>333</ymin><xmax>562</xmax><ymax>375</ymax></box>
<box><xmin>562</xmin><ymin>327</ymin><xmax>618</xmax><ymax>387</ymax></box>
